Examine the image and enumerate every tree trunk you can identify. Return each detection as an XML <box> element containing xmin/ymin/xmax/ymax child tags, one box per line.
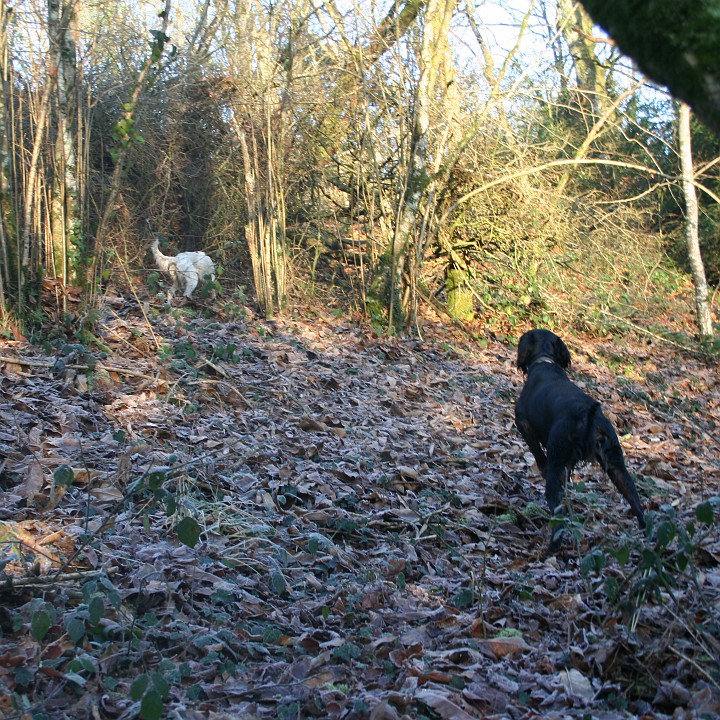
<box><xmin>389</xmin><ymin>0</ymin><xmax>456</xmax><ymax>330</ymax></box>
<box><xmin>20</xmin><ymin>78</ymin><xmax>54</xmax><ymax>298</ymax></box>
<box><xmin>48</xmin><ymin>0</ymin><xmax>80</xmax><ymax>284</ymax></box>
<box><xmin>678</xmin><ymin>102</ymin><xmax>713</xmax><ymax>339</ymax></box>
<box><xmin>446</xmin><ymin>266</ymin><xmax>473</xmax><ymax>321</ymax></box>
<box><xmin>236</xmin><ymin>121</ymin><xmax>287</xmax><ymax>318</ymax></box>
<box><xmin>0</xmin><ymin>0</ymin><xmax>14</xmax><ymax>312</ymax></box>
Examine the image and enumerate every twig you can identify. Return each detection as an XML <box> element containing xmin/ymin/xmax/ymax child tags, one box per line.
<box><xmin>186</xmin><ymin>377</ymin><xmax>257</xmax><ymax>408</ymax></box>
<box><xmin>1</xmin><ymin>568</ymin><xmax>117</xmax><ymax>589</ymax></box>
<box><xmin>668</xmin><ymin>645</ymin><xmax>720</xmax><ymax>690</ymax></box>
<box><xmin>0</xmin><ymin>355</ymin><xmax>153</xmax><ymax>379</ymax></box>
<box><xmin>594</xmin><ymin>309</ymin><xmax>688</xmax><ymax>348</ymax></box>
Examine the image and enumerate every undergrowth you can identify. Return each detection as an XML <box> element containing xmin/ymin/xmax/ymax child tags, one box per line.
<box><xmin>0</xmin><ymin>461</ymin><xmax>203</xmax><ymax>720</ymax></box>
<box><xmin>581</xmin><ymin>499</ymin><xmax>720</xmax><ymax>691</ymax></box>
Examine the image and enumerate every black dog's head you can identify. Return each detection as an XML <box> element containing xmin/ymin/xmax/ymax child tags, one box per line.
<box><xmin>516</xmin><ymin>329</ymin><xmax>571</xmax><ymax>374</ymax></box>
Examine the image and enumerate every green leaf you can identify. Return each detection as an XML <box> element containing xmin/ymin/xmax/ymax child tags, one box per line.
<box><xmin>451</xmin><ymin>588</ymin><xmax>474</xmax><ymax>609</ymax></box>
<box><xmin>270</xmin><ymin>571</ymin><xmax>286</xmax><ymax>596</ymax></box>
<box><xmin>140</xmin><ymin>689</ymin><xmax>164</xmax><ymax>720</ymax></box>
<box><xmin>68</xmin><ymin>655</ymin><xmax>96</xmax><ymax>673</ymax></box>
<box><xmin>130</xmin><ymin>675</ymin><xmax>150</xmax><ymax>701</ymax></box>
<box><xmin>581</xmin><ymin>549</ymin><xmax>606</xmax><ymax>575</ymax></box>
<box><xmin>66</xmin><ymin>616</ymin><xmax>86</xmax><ymax>643</ymax></box>
<box><xmin>63</xmin><ymin>671</ymin><xmax>87</xmax><ymax>687</ymax></box>
<box><xmin>88</xmin><ymin>596</ymin><xmax>105</xmax><ymax>625</ymax></box>
<box><xmin>163</xmin><ymin>493</ymin><xmax>177</xmax><ymax>516</ymax></box>
<box><xmin>148</xmin><ymin>469</ymin><xmax>167</xmax><ymax>491</ymax></box>
<box><xmin>604</xmin><ymin>576</ymin><xmax>619</xmax><ymax>603</ymax></box>
<box><xmin>53</xmin><ymin>464</ymin><xmax>75</xmax><ymax>487</ymax></box>
<box><xmin>263</xmin><ymin>625</ymin><xmax>282</xmax><ymax>644</ymax></box>
<box><xmin>14</xmin><ymin>666</ymin><xmax>33</xmax><ymax>687</ymax></box>
<box><xmin>655</xmin><ymin>520</ymin><xmax>676</xmax><ymax>548</ymax></box>
<box><xmin>150</xmin><ymin>672</ymin><xmax>170</xmax><ymax>698</ymax></box>
<box><xmin>31</xmin><ymin>610</ymin><xmax>52</xmax><ymax>641</ymax></box>
<box><xmin>176</xmin><ymin>517</ymin><xmax>201</xmax><ymax>548</ymax></box>
<box><xmin>612</xmin><ymin>544</ymin><xmax>630</xmax><ymax>566</ymax></box>
<box><xmin>332</xmin><ymin>642</ymin><xmax>362</xmax><ymax>662</ymax></box>
<box><xmin>696</xmin><ymin>501</ymin><xmax>714</xmax><ymax>525</ymax></box>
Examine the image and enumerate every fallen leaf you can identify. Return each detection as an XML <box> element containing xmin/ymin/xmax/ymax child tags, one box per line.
<box><xmin>17</xmin><ymin>461</ymin><xmax>45</xmax><ymax>502</ymax></box>
<box><xmin>476</xmin><ymin>636</ymin><xmax>531</xmax><ymax>659</ymax></box>
<box><xmin>414</xmin><ymin>689</ymin><xmax>476</xmax><ymax>720</ymax></box>
<box><xmin>559</xmin><ymin>668</ymin><xmax>595</xmax><ymax>702</ymax></box>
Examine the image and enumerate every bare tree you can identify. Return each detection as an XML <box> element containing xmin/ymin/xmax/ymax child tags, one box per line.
<box><xmin>371</xmin><ymin>0</ymin><xmax>457</xmax><ymax>330</ymax></box>
<box><xmin>48</xmin><ymin>0</ymin><xmax>80</xmax><ymax>283</ymax></box>
<box><xmin>19</xmin><ymin>63</ymin><xmax>55</xmax><ymax>301</ymax></box>
<box><xmin>557</xmin><ymin>0</ymin><xmax>608</xmax><ymax>120</ymax></box>
<box><xmin>221</xmin><ymin>0</ymin><xmax>294</xmax><ymax>317</ymax></box>
<box><xmin>678</xmin><ymin>102</ymin><xmax>713</xmax><ymax>339</ymax></box>
<box><xmin>0</xmin><ymin>0</ymin><xmax>13</xmax><ymax>314</ymax></box>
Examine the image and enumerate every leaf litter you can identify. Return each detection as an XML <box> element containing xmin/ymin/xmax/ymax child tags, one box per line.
<box><xmin>0</xmin><ymin>299</ymin><xmax>718</xmax><ymax>719</ymax></box>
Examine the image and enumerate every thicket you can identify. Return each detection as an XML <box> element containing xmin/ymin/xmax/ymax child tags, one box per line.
<box><xmin>0</xmin><ymin>0</ymin><xmax>718</xmax><ymax>341</ymax></box>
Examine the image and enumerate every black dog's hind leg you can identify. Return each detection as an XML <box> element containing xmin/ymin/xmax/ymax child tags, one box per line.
<box><xmin>595</xmin><ymin>419</ymin><xmax>646</xmax><ymax>528</ymax></box>
<box><xmin>544</xmin><ymin>415</ymin><xmax>584</xmax><ymax>513</ymax></box>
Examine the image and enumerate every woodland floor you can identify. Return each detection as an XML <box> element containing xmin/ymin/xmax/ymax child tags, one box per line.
<box><xmin>0</xmin><ymin>288</ymin><xmax>719</xmax><ymax>720</ymax></box>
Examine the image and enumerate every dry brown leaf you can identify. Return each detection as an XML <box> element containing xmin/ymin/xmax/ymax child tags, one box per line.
<box><xmin>17</xmin><ymin>460</ymin><xmax>45</xmax><ymax>502</ymax></box>
<box><xmin>476</xmin><ymin>636</ymin><xmax>531</xmax><ymax>659</ymax></box>
<box><xmin>89</xmin><ymin>485</ymin><xmax>125</xmax><ymax>502</ymax></box>
<box><xmin>369</xmin><ymin>699</ymin><xmax>401</xmax><ymax>720</ymax></box>
<box><xmin>559</xmin><ymin>669</ymin><xmax>596</xmax><ymax>702</ymax></box>
<box><xmin>414</xmin><ymin>689</ymin><xmax>476</xmax><ymax>720</ymax></box>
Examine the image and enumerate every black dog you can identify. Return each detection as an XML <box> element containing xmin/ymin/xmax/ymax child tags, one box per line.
<box><xmin>514</xmin><ymin>329</ymin><xmax>645</xmax><ymax>548</ymax></box>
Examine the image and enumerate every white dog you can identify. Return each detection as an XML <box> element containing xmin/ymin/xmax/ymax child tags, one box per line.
<box><xmin>149</xmin><ymin>237</ymin><xmax>216</xmax><ymax>300</ymax></box>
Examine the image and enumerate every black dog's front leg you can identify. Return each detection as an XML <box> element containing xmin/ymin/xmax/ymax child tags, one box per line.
<box><xmin>516</xmin><ymin>418</ymin><xmax>548</xmax><ymax>476</ymax></box>
<box><xmin>544</xmin><ymin>463</ymin><xmax>566</xmax><ymax>514</ymax></box>
<box><xmin>545</xmin><ymin>463</ymin><xmax>570</xmax><ymax>552</ymax></box>
<box><xmin>544</xmin><ymin>425</ymin><xmax>579</xmax><ymax>551</ymax></box>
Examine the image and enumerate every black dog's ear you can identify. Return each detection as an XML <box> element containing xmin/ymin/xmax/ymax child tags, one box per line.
<box><xmin>553</xmin><ymin>335</ymin><xmax>571</xmax><ymax>369</ymax></box>
<box><xmin>516</xmin><ymin>332</ymin><xmax>535</xmax><ymax>372</ymax></box>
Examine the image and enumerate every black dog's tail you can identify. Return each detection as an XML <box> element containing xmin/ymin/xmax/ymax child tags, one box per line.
<box><xmin>589</xmin><ymin>405</ymin><xmax>647</xmax><ymax>529</ymax></box>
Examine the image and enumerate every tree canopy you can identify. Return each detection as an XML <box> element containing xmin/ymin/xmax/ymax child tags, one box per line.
<box><xmin>581</xmin><ymin>0</ymin><xmax>720</xmax><ymax>134</ymax></box>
